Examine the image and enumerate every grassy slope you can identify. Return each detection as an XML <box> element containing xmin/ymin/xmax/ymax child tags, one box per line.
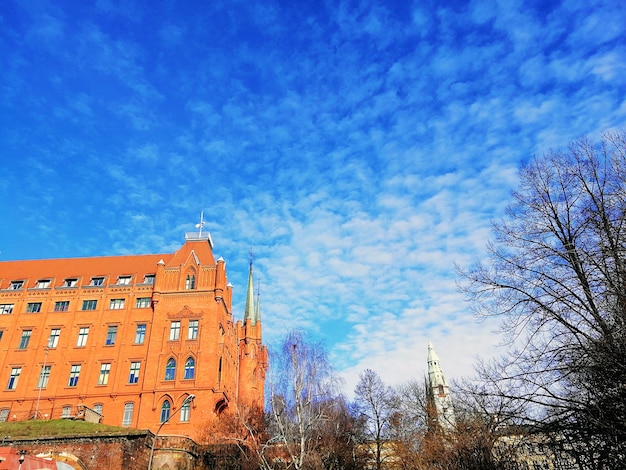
<box><xmin>0</xmin><ymin>419</ymin><xmax>147</xmax><ymax>439</ymax></box>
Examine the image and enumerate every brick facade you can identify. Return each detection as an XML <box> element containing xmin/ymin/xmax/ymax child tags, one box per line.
<box><xmin>0</xmin><ymin>232</ymin><xmax>267</xmax><ymax>441</ymax></box>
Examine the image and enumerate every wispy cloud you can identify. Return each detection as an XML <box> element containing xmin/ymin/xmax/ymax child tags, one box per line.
<box><xmin>1</xmin><ymin>0</ymin><xmax>625</xmax><ymax>395</ymax></box>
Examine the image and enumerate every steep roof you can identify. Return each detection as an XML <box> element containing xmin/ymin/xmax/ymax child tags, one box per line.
<box><xmin>0</xmin><ymin>253</ymin><xmax>172</xmax><ymax>288</ymax></box>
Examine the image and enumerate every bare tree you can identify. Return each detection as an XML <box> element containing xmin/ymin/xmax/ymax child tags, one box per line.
<box><xmin>353</xmin><ymin>369</ymin><xmax>396</xmax><ymax>470</ymax></box>
<box><xmin>265</xmin><ymin>330</ymin><xmax>343</xmax><ymax>469</ymax></box>
<box><xmin>459</xmin><ymin>130</ymin><xmax>626</xmax><ymax>468</ymax></box>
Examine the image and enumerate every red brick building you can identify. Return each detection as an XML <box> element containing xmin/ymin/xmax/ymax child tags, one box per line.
<box><xmin>0</xmin><ymin>230</ymin><xmax>267</xmax><ymax>440</ymax></box>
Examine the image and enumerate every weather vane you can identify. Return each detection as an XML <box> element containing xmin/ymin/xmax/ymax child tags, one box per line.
<box><xmin>196</xmin><ymin>211</ymin><xmax>206</xmax><ymax>237</ymax></box>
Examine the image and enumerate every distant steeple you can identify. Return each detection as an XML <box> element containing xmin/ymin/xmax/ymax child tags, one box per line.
<box><xmin>427</xmin><ymin>341</ymin><xmax>456</xmax><ymax>431</ymax></box>
<box><xmin>244</xmin><ymin>251</ymin><xmax>257</xmax><ymax>325</ymax></box>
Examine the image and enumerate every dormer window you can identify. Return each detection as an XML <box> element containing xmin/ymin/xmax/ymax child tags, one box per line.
<box><xmin>117</xmin><ymin>276</ymin><xmax>132</xmax><ymax>285</ymax></box>
<box><xmin>9</xmin><ymin>281</ymin><xmax>24</xmax><ymax>290</ymax></box>
<box><xmin>185</xmin><ymin>275</ymin><xmax>195</xmax><ymax>290</ymax></box>
<box><xmin>90</xmin><ymin>277</ymin><xmax>105</xmax><ymax>286</ymax></box>
<box><xmin>144</xmin><ymin>274</ymin><xmax>155</xmax><ymax>285</ymax></box>
<box><xmin>64</xmin><ymin>278</ymin><xmax>78</xmax><ymax>287</ymax></box>
<box><xmin>36</xmin><ymin>279</ymin><xmax>51</xmax><ymax>289</ymax></box>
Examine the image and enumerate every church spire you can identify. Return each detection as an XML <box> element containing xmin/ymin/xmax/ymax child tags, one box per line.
<box><xmin>244</xmin><ymin>251</ymin><xmax>257</xmax><ymax>325</ymax></box>
<box><xmin>427</xmin><ymin>341</ymin><xmax>456</xmax><ymax>431</ymax></box>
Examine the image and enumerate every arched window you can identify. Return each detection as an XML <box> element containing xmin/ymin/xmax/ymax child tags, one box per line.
<box><xmin>164</xmin><ymin>358</ymin><xmax>176</xmax><ymax>381</ymax></box>
<box><xmin>184</xmin><ymin>357</ymin><xmax>195</xmax><ymax>380</ymax></box>
<box><xmin>160</xmin><ymin>400</ymin><xmax>171</xmax><ymax>423</ymax></box>
<box><xmin>180</xmin><ymin>400</ymin><xmax>191</xmax><ymax>422</ymax></box>
<box><xmin>185</xmin><ymin>274</ymin><xmax>195</xmax><ymax>290</ymax></box>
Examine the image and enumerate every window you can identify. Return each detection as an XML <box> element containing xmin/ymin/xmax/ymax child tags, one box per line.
<box><xmin>76</xmin><ymin>327</ymin><xmax>89</xmax><ymax>347</ymax></box>
<box><xmin>48</xmin><ymin>328</ymin><xmax>61</xmax><ymax>348</ymax></box>
<box><xmin>7</xmin><ymin>368</ymin><xmax>21</xmax><ymax>390</ymax></box>
<box><xmin>116</xmin><ymin>276</ymin><xmax>132</xmax><ymax>285</ymax></box>
<box><xmin>0</xmin><ymin>331</ymin><xmax>3</xmax><ymax>341</ymax></box>
<box><xmin>9</xmin><ymin>280</ymin><xmax>23</xmax><ymax>290</ymax></box>
<box><xmin>128</xmin><ymin>361</ymin><xmax>141</xmax><ymax>384</ymax></box>
<box><xmin>36</xmin><ymin>279</ymin><xmax>51</xmax><ymax>288</ymax></box>
<box><xmin>26</xmin><ymin>302</ymin><xmax>42</xmax><ymax>313</ymax></box>
<box><xmin>164</xmin><ymin>358</ymin><xmax>176</xmax><ymax>380</ymax></box>
<box><xmin>160</xmin><ymin>400</ymin><xmax>171</xmax><ymax>423</ymax></box>
<box><xmin>63</xmin><ymin>278</ymin><xmax>78</xmax><ymax>287</ymax></box>
<box><xmin>122</xmin><ymin>403</ymin><xmax>134</xmax><ymax>426</ymax></box>
<box><xmin>18</xmin><ymin>330</ymin><xmax>32</xmax><ymax>350</ymax></box>
<box><xmin>90</xmin><ymin>277</ymin><xmax>105</xmax><ymax>286</ymax></box>
<box><xmin>93</xmin><ymin>403</ymin><xmax>103</xmax><ymax>415</ymax></box>
<box><xmin>135</xmin><ymin>297</ymin><xmax>150</xmax><ymax>308</ymax></box>
<box><xmin>68</xmin><ymin>365</ymin><xmax>81</xmax><ymax>387</ymax></box>
<box><xmin>37</xmin><ymin>365</ymin><xmax>51</xmax><ymax>388</ymax></box>
<box><xmin>135</xmin><ymin>324</ymin><xmax>146</xmax><ymax>344</ymax></box>
<box><xmin>109</xmin><ymin>299</ymin><xmax>125</xmax><ymax>310</ymax></box>
<box><xmin>185</xmin><ymin>274</ymin><xmax>195</xmax><ymax>290</ymax></box>
<box><xmin>54</xmin><ymin>301</ymin><xmax>69</xmax><ymax>312</ymax></box>
<box><xmin>98</xmin><ymin>363</ymin><xmax>111</xmax><ymax>385</ymax></box>
<box><xmin>188</xmin><ymin>320</ymin><xmax>199</xmax><ymax>340</ymax></box>
<box><xmin>144</xmin><ymin>274</ymin><xmax>155</xmax><ymax>284</ymax></box>
<box><xmin>61</xmin><ymin>406</ymin><xmax>72</xmax><ymax>418</ymax></box>
<box><xmin>0</xmin><ymin>409</ymin><xmax>9</xmax><ymax>422</ymax></box>
<box><xmin>82</xmin><ymin>299</ymin><xmax>97</xmax><ymax>311</ymax></box>
<box><xmin>169</xmin><ymin>321</ymin><xmax>180</xmax><ymax>341</ymax></box>
<box><xmin>184</xmin><ymin>357</ymin><xmax>195</xmax><ymax>380</ymax></box>
<box><xmin>180</xmin><ymin>400</ymin><xmax>191</xmax><ymax>422</ymax></box>
<box><xmin>105</xmin><ymin>326</ymin><xmax>117</xmax><ymax>345</ymax></box>
<box><xmin>0</xmin><ymin>304</ymin><xmax>14</xmax><ymax>315</ymax></box>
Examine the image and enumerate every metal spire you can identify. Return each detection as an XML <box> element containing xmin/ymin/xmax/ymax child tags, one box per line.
<box><xmin>244</xmin><ymin>249</ymin><xmax>256</xmax><ymax>325</ymax></box>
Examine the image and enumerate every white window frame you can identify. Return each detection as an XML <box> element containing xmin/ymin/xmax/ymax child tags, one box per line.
<box><xmin>48</xmin><ymin>329</ymin><xmax>61</xmax><ymax>348</ymax></box>
<box><xmin>122</xmin><ymin>402</ymin><xmax>134</xmax><ymax>426</ymax></box>
<box><xmin>169</xmin><ymin>321</ymin><xmax>181</xmax><ymax>341</ymax></box>
<box><xmin>98</xmin><ymin>363</ymin><xmax>111</xmax><ymax>385</ymax></box>
<box><xmin>109</xmin><ymin>299</ymin><xmax>125</xmax><ymax>310</ymax></box>
<box><xmin>0</xmin><ymin>304</ymin><xmax>14</xmax><ymax>315</ymax></box>
<box><xmin>188</xmin><ymin>320</ymin><xmax>199</xmax><ymax>340</ymax></box>
<box><xmin>135</xmin><ymin>297</ymin><xmax>151</xmax><ymax>308</ymax></box>
<box><xmin>76</xmin><ymin>327</ymin><xmax>89</xmax><ymax>347</ymax></box>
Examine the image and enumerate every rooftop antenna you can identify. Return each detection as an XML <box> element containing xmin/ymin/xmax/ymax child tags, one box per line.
<box><xmin>196</xmin><ymin>211</ymin><xmax>206</xmax><ymax>237</ymax></box>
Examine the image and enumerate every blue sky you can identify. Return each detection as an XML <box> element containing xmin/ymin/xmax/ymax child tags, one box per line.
<box><xmin>1</xmin><ymin>0</ymin><xmax>625</xmax><ymax>395</ymax></box>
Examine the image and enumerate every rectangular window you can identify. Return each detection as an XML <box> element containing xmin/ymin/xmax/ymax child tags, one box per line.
<box><xmin>9</xmin><ymin>280</ymin><xmax>24</xmax><ymax>290</ymax></box>
<box><xmin>26</xmin><ymin>302</ymin><xmax>42</xmax><ymax>313</ymax></box>
<box><xmin>82</xmin><ymin>299</ymin><xmax>97</xmax><ymax>311</ymax></box>
<box><xmin>135</xmin><ymin>324</ymin><xmax>146</xmax><ymax>344</ymax></box>
<box><xmin>143</xmin><ymin>274</ymin><xmax>155</xmax><ymax>284</ymax></box>
<box><xmin>36</xmin><ymin>279</ymin><xmax>51</xmax><ymax>289</ymax></box>
<box><xmin>169</xmin><ymin>321</ymin><xmax>181</xmax><ymax>341</ymax></box>
<box><xmin>0</xmin><ymin>409</ymin><xmax>9</xmax><ymax>422</ymax></box>
<box><xmin>135</xmin><ymin>297</ymin><xmax>150</xmax><ymax>308</ymax></box>
<box><xmin>63</xmin><ymin>278</ymin><xmax>78</xmax><ymax>287</ymax></box>
<box><xmin>76</xmin><ymin>327</ymin><xmax>89</xmax><ymax>347</ymax></box>
<box><xmin>90</xmin><ymin>277</ymin><xmax>105</xmax><ymax>286</ymax></box>
<box><xmin>116</xmin><ymin>276</ymin><xmax>132</xmax><ymax>285</ymax></box>
<box><xmin>68</xmin><ymin>365</ymin><xmax>81</xmax><ymax>387</ymax></box>
<box><xmin>128</xmin><ymin>362</ymin><xmax>140</xmax><ymax>384</ymax></box>
<box><xmin>122</xmin><ymin>403</ymin><xmax>134</xmax><ymax>426</ymax></box>
<box><xmin>93</xmin><ymin>404</ymin><xmax>103</xmax><ymax>415</ymax></box>
<box><xmin>105</xmin><ymin>326</ymin><xmax>117</xmax><ymax>345</ymax></box>
<box><xmin>0</xmin><ymin>331</ymin><xmax>3</xmax><ymax>341</ymax></box>
<box><xmin>0</xmin><ymin>304</ymin><xmax>14</xmax><ymax>315</ymax></box>
<box><xmin>37</xmin><ymin>365</ymin><xmax>51</xmax><ymax>388</ymax></box>
<box><xmin>18</xmin><ymin>330</ymin><xmax>32</xmax><ymax>350</ymax></box>
<box><xmin>7</xmin><ymin>367</ymin><xmax>21</xmax><ymax>390</ymax></box>
<box><xmin>54</xmin><ymin>301</ymin><xmax>70</xmax><ymax>312</ymax></box>
<box><xmin>48</xmin><ymin>328</ymin><xmax>61</xmax><ymax>348</ymax></box>
<box><xmin>188</xmin><ymin>320</ymin><xmax>199</xmax><ymax>340</ymax></box>
<box><xmin>109</xmin><ymin>298</ymin><xmax>125</xmax><ymax>310</ymax></box>
<box><xmin>98</xmin><ymin>363</ymin><xmax>111</xmax><ymax>385</ymax></box>
<box><xmin>61</xmin><ymin>406</ymin><xmax>71</xmax><ymax>418</ymax></box>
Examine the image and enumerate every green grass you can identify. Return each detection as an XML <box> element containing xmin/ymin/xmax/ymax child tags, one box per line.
<box><xmin>0</xmin><ymin>419</ymin><xmax>147</xmax><ymax>439</ymax></box>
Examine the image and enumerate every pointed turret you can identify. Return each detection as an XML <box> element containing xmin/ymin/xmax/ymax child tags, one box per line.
<box><xmin>427</xmin><ymin>342</ymin><xmax>456</xmax><ymax>431</ymax></box>
<box><xmin>244</xmin><ymin>262</ymin><xmax>257</xmax><ymax>325</ymax></box>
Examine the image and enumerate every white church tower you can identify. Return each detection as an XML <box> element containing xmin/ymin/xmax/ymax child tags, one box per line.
<box><xmin>427</xmin><ymin>341</ymin><xmax>456</xmax><ymax>431</ymax></box>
